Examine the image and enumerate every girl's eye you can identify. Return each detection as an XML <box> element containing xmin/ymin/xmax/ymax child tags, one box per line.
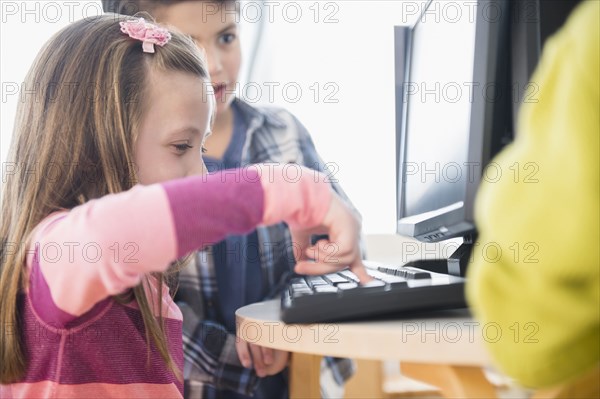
<box><xmin>173</xmin><ymin>143</ymin><xmax>193</xmax><ymax>153</ymax></box>
<box><xmin>219</xmin><ymin>33</ymin><xmax>236</xmax><ymax>45</ymax></box>
<box><xmin>201</xmin><ymin>146</ymin><xmax>208</xmax><ymax>154</ymax></box>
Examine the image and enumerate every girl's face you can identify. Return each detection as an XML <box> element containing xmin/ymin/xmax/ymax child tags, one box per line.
<box><xmin>135</xmin><ymin>68</ymin><xmax>213</xmax><ymax>185</ymax></box>
<box><xmin>159</xmin><ymin>2</ymin><xmax>241</xmax><ymax>116</ymax></box>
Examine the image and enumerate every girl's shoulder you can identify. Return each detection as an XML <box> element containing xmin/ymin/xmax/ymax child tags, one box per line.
<box><xmin>27</xmin><ymin>210</ymin><xmax>69</xmax><ymax>265</ymax></box>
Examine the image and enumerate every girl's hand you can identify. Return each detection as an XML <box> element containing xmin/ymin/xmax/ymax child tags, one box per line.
<box><xmin>292</xmin><ymin>193</ymin><xmax>371</xmax><ymax>284</ymax></box>
<box><xmin>236</xmin><ymin>339</ymin><xmax>289</xmax><ymax>377</ymax></box>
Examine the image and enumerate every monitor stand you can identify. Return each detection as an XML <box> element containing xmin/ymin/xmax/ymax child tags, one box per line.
<box><xmin>447</xmin><ymin>234</ymin><xmax>476</xmax><ymax>277</ymax></box>
<box><xmin>402</xmin><ymin>234</ymin><xmax>476</xmax><ymax>278</ymax></box>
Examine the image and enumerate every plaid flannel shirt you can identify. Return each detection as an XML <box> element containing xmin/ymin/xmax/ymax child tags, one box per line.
<box><xmin>175</xmin><ymin>99</ymin><xmax>359</xmax><ymax>398</ymax></box>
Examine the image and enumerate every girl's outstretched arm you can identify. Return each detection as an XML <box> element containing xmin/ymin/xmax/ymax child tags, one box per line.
<box><xmin>27</xmin><ymin>165</ymin><xmax>358</xmax><ymax>325</ymax></box>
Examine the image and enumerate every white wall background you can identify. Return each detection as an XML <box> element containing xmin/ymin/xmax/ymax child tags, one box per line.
<box><xmin>1</xmin><ymin>0</ymin><xmax>427</xmax><ymax>233</ymax></box>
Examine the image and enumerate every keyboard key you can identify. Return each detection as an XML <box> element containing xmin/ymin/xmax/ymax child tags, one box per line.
<box><xmin>337</xmin><ymin>282</ymin><xmax>359</xmax><ymax>290</ymax></box>
<box><xmin>307</xmin><ymin>277</ymin><xmax>329</xmax><ymax>287</ymax></box>
<box><xmin>291</xmin><ymin>289</ymin><xmax>313</xmax><ymax>297</ymax></box>
<box><xmin>404</xmin><ymin>269</ymin><xmax>431</xmax><ymax>279</ymax></box>
<box><xmin>292</xmin><ymin>282</ymin><xmax>310</xmax><ymax>290</ymax></box>
<box><xmin>339</xmin><ymin>270</ymin><xmax>360</xmax><ymax>283</ymax></box>
<box><xmin>314</xmin><ymin>285</ymin><xmax>339</xmax><ymax>293</ymax></box>
<box><xmin>291</xmin><ymin>278</ymin><xmax>313</xmax><ymax>296</ymax></box>
<box><xmin>392</xmin><ymin>268</ymin><xmax>432</xmax><ymax>279</ymax></box>
<box><xmin>366</xmin><ymin>270</ymin><xmax>406</xmax><ymax>284</ymax></box>
<box><xmin>323</xmin><ymin>273</ymin><xmax>348</xmax><ymax>285</ymax></box>
<box><xmin>361</xmin><ymin>279</ymin><xmax>386</xmax><ymax>287</ymax></box>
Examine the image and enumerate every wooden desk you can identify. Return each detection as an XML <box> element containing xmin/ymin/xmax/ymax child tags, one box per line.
<box><xmin>236</xmin><ymin>300</ymin><xmax>498</xmax><ymax>399</ymax></box>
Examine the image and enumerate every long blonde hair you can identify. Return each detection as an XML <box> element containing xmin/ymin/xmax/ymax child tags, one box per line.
<box><xmin>0</xmin><ymin>14</ymin><xmax>208</xmax><ymax>383</ymax></box>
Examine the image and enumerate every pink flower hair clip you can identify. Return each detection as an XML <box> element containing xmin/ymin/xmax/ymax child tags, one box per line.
<box><xmin>120</xmin><ymin>18</ymin><xmax>172</xmax><ymax>54</ymax></box>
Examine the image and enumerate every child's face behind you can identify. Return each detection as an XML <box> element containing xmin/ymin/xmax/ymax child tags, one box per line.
<box><xmin>135</xmin><ymin>68</ymin><xmax>213</xmax><ymax>185</ymax></box>
<box><xmin>159</xmin><ymin>2</ymin><xmax>241</xmax><ymax>116</ymax></box>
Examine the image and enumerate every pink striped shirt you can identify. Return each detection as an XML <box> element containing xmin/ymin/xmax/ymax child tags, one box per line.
<box><xmin>1</xmin><ymin>165</ymin><xmax>331</xmax><ymax>399</ymax></box>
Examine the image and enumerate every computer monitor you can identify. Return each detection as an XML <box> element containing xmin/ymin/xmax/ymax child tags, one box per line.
<box><xmin>395</xmin><ymin>0</ymin><xmax>515</xmax><ymax>276</ymax></box>
<box><xmin>394</xmin><ymin>0</ymin><xmax>579</xmax><ymax>277</ymax></box>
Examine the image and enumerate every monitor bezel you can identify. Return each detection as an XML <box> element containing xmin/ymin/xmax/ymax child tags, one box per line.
<box><xmin>396</xmin><ymin>0</ymin><xmax>509</xmax><ymax>242</ymax></box>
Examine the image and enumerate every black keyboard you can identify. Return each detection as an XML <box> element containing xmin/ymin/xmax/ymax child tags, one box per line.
<box><xmin>280</xmin><ymin>260</ymin><xmax>466</xmax><ymax>323</ymax></box>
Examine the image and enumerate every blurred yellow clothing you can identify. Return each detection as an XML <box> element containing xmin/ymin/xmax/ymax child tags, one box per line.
<box><xmin>466</xmin><ymin>1</ymin><xmax>599</xmax><ymax>389</ymax></box>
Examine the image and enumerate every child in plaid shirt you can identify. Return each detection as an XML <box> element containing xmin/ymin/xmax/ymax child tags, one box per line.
<box><xmin>102</xmin><ymin>1</ymin><xmax>360</xmax><ymax>398</ymax></box>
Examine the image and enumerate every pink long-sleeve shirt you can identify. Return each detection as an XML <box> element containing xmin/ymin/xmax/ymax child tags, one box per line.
<box><xmin>1</xmin><ymin>165</ymin><xmax>331</xmax><ymax>399</ymax></box>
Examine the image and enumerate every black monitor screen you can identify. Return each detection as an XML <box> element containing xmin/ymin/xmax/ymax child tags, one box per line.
<box><xmin>402</xmin><ymin>2</ymin><xmax>477</xmax><ymax>218</ymax></box>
